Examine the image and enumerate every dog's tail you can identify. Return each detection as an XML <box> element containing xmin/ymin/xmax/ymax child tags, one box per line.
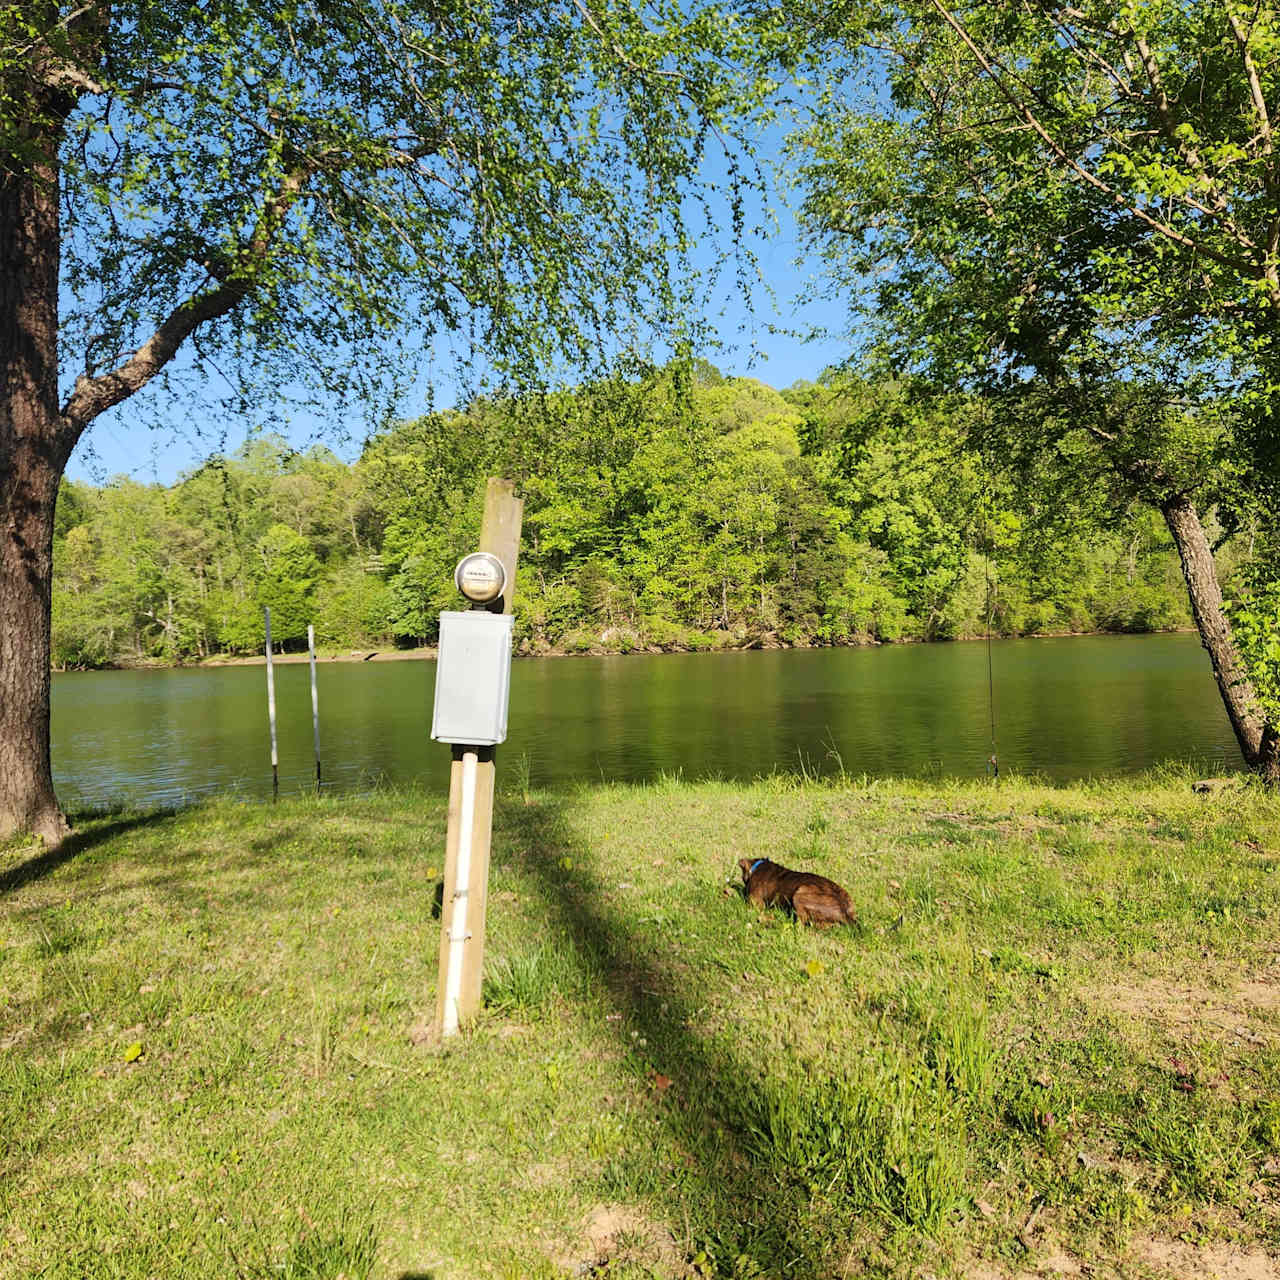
<box><xmin>831</xmin><ymin>883</ymin><xmax>858</xmax><ymax>926</ymax></box>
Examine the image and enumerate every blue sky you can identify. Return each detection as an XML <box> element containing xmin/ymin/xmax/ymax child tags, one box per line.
<box><xmin>65</xmin><ymin>134</ymin><xmax>854</xmax><ymax>488</ymax></box>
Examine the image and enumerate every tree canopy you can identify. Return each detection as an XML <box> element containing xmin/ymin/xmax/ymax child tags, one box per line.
<box><xmin>51</xmin><ymin>370</ymin><xmax>1206</xmax><ymax>667</ymax></box>
<box><xmin>31</xmin><ymin>0</ymin><xmax>779</xmax><ymax>424</ymax></box>
<box><xmin>1</xmin><ymin>0</ymin><xmax>785</xmax><ymax>840</ymax></box>
<box><xmin>789</xmin><ymin>0</ymin><xmax>1280</xmax><ymax>778</ymax></box>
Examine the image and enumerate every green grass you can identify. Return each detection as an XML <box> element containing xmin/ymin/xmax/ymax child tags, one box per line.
<box><xmin>2</xmin><ymin>768</ymin><xmax>1279</xmax><ymax>1278</ymax></box>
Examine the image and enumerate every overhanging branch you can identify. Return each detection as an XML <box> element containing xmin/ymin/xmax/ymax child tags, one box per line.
<box><xmin>925</xmin><ymin>0</ymin><xmax>1269</xmax><ymax>291</ymax></box>
<box><xmin>60</xmin><ymin>168</ymin><xmax>308</xmax><ymax>431</ymax></box>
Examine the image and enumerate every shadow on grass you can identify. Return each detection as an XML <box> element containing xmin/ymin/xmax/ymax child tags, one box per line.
<box><xmin>0</xmin><ymin>812</ymin><xmax>175</xmax><ymax>896</ymax></box>
<box><xmin>498</xmin><ymin>795</ymin><xmax>831</xmax><ymax>1276</ymax></box>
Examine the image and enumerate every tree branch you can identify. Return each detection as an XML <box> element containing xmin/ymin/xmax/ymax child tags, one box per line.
<box><xmin>1226</xmin><ymin>6</ymin><xmax>1274</xmax><ymax>160</ymax></box>
<box><xmin>1225</xmin><ymin>5</ymin><xmax>1280</xmax><ymax>266</ymax></box>
<box><xmin>60</xmin><ymin>170</ymin><xmax>309</xmax><ymax>431</ymax></box>
<box><xmin>924</xmin><ymin>0</ymin><xmax>1268</xmax><ymax>288</ymax></box>
<box><xmin>1128</xmin><ymin>29</ymin><xmax>1260</xmax><ymax>255</ymax></box>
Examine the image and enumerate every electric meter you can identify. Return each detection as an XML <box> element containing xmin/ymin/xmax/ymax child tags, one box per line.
<box><xmin>454</xmin><ymin>551</ymin><xmax>507</xmax><ymax>605</ymax></box>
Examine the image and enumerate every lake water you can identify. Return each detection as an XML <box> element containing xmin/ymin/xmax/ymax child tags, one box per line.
<box><xmin>50</xmin><ymin>632</ymin><xmax>1239</xmax><ymax>810</ymax></box>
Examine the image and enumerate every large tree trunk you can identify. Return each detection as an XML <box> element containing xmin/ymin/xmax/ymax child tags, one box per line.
<box><xmin>0</xmin><ymin>125</ymin><xmax>74</xmax><ymax>844</ymax></box>
<box><xmin>1</xmin><ymin>14</ymin><xmax>297</xmax><ymax>843</ymax></box>
<box><xmin>1162</xmin><ymin>494</ymin><xmax>1280</xmax><ymax>783</ymax></box>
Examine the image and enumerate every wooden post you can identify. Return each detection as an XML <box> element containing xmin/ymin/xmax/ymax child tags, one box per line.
<box><xmin>435</xmin><ymin>478</ymin><xmax>522</xmax><ymax>1037</ymax></box>
<box><xmin>308</xmin><ymin>623</ymin><xmax>321</xmax><ymax>790</ymax></box>
<box><xmin>264</xmin><ymin>607</ymin><xmax>278</xmax><ymax>802</ymax></box>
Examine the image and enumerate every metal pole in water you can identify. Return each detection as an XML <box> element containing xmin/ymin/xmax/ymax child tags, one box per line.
<box><xmin>265</xmin><ymin>607</ymin><xmax>279</xmax><ymax>802</ymax></box>
<box><xmin>308</xmin><ymin>623</ymin><xmax>321</xmax><ymax>791</ymax></box>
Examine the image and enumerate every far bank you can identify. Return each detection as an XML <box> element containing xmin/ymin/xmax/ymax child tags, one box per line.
<box><xmin>72</xmin><ymin>620</ymin><xmax>1198</xmax><ymax>673</ymax></box>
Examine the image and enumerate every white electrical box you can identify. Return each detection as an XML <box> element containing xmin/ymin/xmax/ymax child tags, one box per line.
<box><xmin>431</xmin><ymin>611</ymin><xmax>514</xmax><ymax>746</ymax></box>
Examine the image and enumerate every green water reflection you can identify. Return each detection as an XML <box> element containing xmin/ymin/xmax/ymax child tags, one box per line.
<box><xmin>51</xmin><ymin>632</ymin><xmax>1237</xmax><ymax>809</ymax></box>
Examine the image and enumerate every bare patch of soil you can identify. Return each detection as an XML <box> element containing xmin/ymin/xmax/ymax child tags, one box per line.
<box><xmin>960</xmin><ymin>1244</ymin><xmax>1083</xmax><ymax>1279</ymax></box>
<box><xmin>964</xmin><ymin>1239</ymin><xmax>1279</xmax><ymax>1279</ymax></box>
<box><xmin>554</xmin><ymin>1203</ymin><xmax>686</xmax><ymax>1277</ymax></box>
<box><xmin>1102</xmin><ymin>972</ymin><xmax>1280</xmax><ymax>1045</ymax></box>
<box><xmin>1129</xmin><ymin>1235</ymin><xmax>1280</xmax><ymax>1278</ymax></box>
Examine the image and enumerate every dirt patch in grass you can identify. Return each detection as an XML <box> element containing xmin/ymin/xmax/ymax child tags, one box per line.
<box><xmin>965</xmin><ymin>1239</ymin><xmax>1280</xmax><ymax>1279</ymax></box>
<box><xmin>554</xmin><ymin>1203</ymin><xmax>686</xmax><ymax>1276</ymax></box>
<box><xmin>960</xmin><ymin>1246</ymin><xmax>1083</xmax><ymax>1278</ymax></box>
<box><xmin>1129</xmin><ymin>1235</ymin><xmax>1280</xmax><ymax>1278</ymax></box>
<box><xmin>1103</xmin><ymin>972</ymin><xmax>1280</xmax><ymax>1044</ymax></box>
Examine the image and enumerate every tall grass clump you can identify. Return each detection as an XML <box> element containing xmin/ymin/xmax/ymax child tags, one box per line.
<box><xmin>483</xmin><ymin>943</ymin><xmax>590</xmax><ymax>1013</ymax></box>
<box><xmin>743</xmin><ymin>1054</ymin><xmax>969</xmax><ymax>1235</ymax></box>
<box><xmin>901</xmin><ymin>983</ymin><xmax>997</xmax><ymax>1103</ymax></box>
<box><xmin>278</xmin><ymin>1208</ymin><xmax>379</xmax><ymax>1280</ymax></box>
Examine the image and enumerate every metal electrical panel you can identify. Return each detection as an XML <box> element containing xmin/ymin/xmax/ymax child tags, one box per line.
<box><xmin>430</xmin><ymin>611</ymin><xmax>514</xmax><ymax>746</ymax></box>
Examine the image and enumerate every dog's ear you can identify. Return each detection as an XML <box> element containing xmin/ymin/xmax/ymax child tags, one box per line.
<box><xmin>738</xmin><ymin>857</ymin><xmax>753</xmax><ymax>878</ymax></box>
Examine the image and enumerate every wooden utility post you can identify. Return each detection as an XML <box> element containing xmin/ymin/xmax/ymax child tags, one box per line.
<box><xmin>308</xmin><ymin>623</ymin><xmax>322</xmax><ymax>790</ymax></box>
<box><xmin>264</xmin><ymin>607</ymin><xmax>279</xmax><ymax>801</ymax></box>
<box><xmin>434</xmin><ymin>478</ymin><xmax>523</xmax><ymax>1037</ymax></box>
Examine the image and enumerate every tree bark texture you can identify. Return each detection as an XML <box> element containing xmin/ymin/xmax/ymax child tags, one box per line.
<box><xmin>1</xmin><ymin>143</ymin><xmax>75</xmax><ymax>843</ymax></box>
<box><xmin>1162</xmin><ymin>494</ymin><xmax>1280</xmax><ymax>783</ymax></box>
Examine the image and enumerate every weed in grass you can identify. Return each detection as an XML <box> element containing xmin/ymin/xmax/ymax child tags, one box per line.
<box><xmin>1056</xmin><ymin>1166</ymin><xmax>1150</xmax><ymax>1248</ymax></box>
<box><xmin>483</xmin><ymin>944</ymin><xmax>588</xmax><ymax>1013</ymax></box>
<box><xmin>587</xmin><ymin>1114</ymin><xmax>628</xmax><ymax>1161</ymax></box>
<box><xmin>510</xmin><ymin>751</ymin><xmax>534</xmax><ymax>807</ymax></box>
<box><xmin>1072</xmin><ymin>1027</ymin><xmax>1131</xmax><ymax>1079</ymax></box>
<box><xmin>309</xmin><ymin>992</ymin><xmax>338</xmax><ymax>1075</ymax></box>
<box><xmin>1096</xmin><ymin>1173</ymin><xmax>1150</xmax><ymax>1247</ymax></box>
<box><xmin>1054</xmin><ymin>827</ymin><xmax>1101</xmax><ymax>859</ymax></box>
<box><xmin>277</xmin><ymin>1207</ymin><xmax>378</xmax><ymax>1280</ymax></box>
<box><xmin>904</xmin><ymin>875</ymin><xmax>939</xmax><ymax>922</ymax></box>
<box><xmin>985</xmin><ymin>947</ymin><xmax>1062</xmax><ymax>983</ymax></box>
<box><xmin>34</xmin><ymin>906</ymin><xmax>88</xmax><ymax>958</ymax></box>
<box><xmin>820</xmin><ymin>729</ymin><xmax>848</xmax><ymax>783</ymax></box>
<box><xmin>1127</xmin><ymin>1096</ymin><xmax>1261</xmax><ymax>1202</ymax></box>
<box><xmin>793</xmin><ymin>811</ymin><xmax>833</xmax><ymax>863</ymax></box>
<box><xmin>692</xmin><ymin>1223</ymin><xmax>793</xmax><ymax>1279</ymax></box>
<box><xmin>744</xmin><ymin>1056</ymin><xmax>968</xmax><ymax>1235</ymax></box>
<box><xmin>920</xmin><ymin>1002</ymin><xmax>996</xmax><ymax>1103</ymax></box>
<box><xmin>1253</xmin><ymin>1098</ymin><xmax>1280</xmax><ymax>1153</ymax></box>
<box><xmin>998</xmin><ymin>1073</ymin><xmax>1073</xmax><ymax>1159</ymax></box>
<box><xmin>1040</xmin><ymin>890</ymin><xmax>1103</xmax><ymax>932</ymax></box>
<box><xmin>36</xmin><ymin>923</ymin><xmax>97</xmax><ymax>1020</ymax></box>
<box><xmin>221</xmin><ymin>1207</ymin><xmax>379</xmax><ymax>1280</ymax></box>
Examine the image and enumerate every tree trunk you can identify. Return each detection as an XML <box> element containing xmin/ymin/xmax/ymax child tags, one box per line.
<box><xmin>0</xmin><ymin>148</ymin><xmax>74</xmax><ymax>844</ymax></box>
<box><xmin>2</xmin><ymin>17</ymin><xmax>265</xmax><ymax>841</ymax></box>
<box><xmin>1162</xmin><ymin>494</ymin><xmax>1280</xmax><ymax>783</ymax></box>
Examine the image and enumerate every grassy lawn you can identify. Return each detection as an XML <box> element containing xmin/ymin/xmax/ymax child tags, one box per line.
<box><xmin>2</xmin><ymin>768</ymin><xmax>1279</xmax><ymax>1278</ymax></box>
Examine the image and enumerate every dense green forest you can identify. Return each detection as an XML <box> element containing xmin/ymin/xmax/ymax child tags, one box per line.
<box><xmin>52</xmin><ymin>365</ymin><xmax>1230</xmax><ymax>668</ymax></box>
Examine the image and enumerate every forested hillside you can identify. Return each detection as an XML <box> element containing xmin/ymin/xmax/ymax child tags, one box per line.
<box><xmin>52</xmin><ymin>366</ymin><xmax>1222</xmax><ymax>667</ymax></box>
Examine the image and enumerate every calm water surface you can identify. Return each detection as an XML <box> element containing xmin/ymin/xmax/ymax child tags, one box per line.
<box><xmin>50</xmin><ymin>633</ymin><xmax>1238</xmax><ymax>810</ymax></box>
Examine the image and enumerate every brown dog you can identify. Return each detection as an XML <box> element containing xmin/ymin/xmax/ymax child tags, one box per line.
<box><xmin>739</xmin><ymin>857</ymin><xmax>857</xmax><ymax>926</ymax></box>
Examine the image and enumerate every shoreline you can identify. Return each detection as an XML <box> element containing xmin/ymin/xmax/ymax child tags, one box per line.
<box><xmin>57</xmin><ymin>624</ymin><xmax>1197</xmax><ymax>673</ymax></box>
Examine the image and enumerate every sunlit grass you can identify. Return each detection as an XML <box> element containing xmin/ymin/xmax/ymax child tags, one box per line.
<box><xmin>1</xmin><ymin>768</ymin><xmax>1278</xmax><ymax>1277</ymax></box>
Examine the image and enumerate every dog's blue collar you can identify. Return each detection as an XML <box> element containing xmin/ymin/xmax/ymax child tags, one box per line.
<box><xmin>748</xmin><ymin>858</ymin><xmax>765</xmax><ymax>875</ymax></box>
